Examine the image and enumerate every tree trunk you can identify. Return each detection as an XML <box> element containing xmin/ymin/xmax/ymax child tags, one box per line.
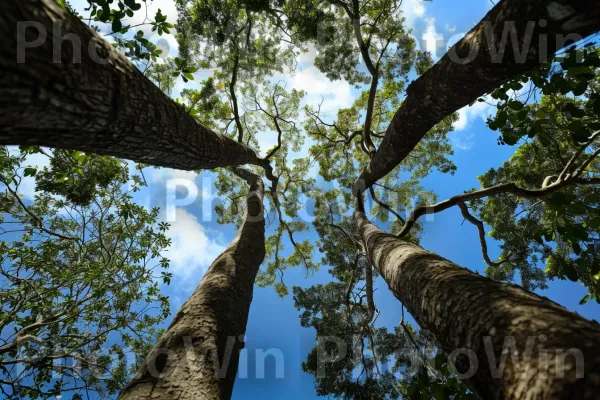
<box><xmin>356</xmin><ymin>206</ymin><xmax>600</xmax><ymax>399</ymax></box>
<box><xmin>0</xmin><ymin>0</ymin><xmax>265</xmax><ymax>171</ymax></box>
<box><xmin>119</xmin><ymin>169</ymin><xmax>265</xmax><ymax>400</ymax></box>
<box><xmin>359</xmin><ymin>0</ymin><xmax>600</xmax><ymax>188</ymax></box>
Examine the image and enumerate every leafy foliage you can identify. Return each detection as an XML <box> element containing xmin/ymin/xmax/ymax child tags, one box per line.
<box><xmin>303</xmin><ymin>0</ymin><xmax>457</xmax><ymax>239</ymax></box>
<box><xmin>293</xmin><ymin>215</ymin><xmax>473</xmax><ymax>399</ymax></box>
<box><xmin>176</xmin><ymin>0</ymin><xmax>319</xmax><ymax>297</ymax></box>
<box><xmin>474</xmin><ymin>47</ymin><xmax>600</xmax><ymax>300</ymax></box>
<box><xmin>65</xmin><ymin>0</ymin><xmax>196</xmax><ymax>79</ymax></box>
<box><xmin>55</xmin><ymin>1</ymin><xmax>600</xmax><ymax>399</ymax></box>
<box><xmin>0</xmin><ymin>147</ymin><xmax>170</xmax><ymax>399</ymax></box>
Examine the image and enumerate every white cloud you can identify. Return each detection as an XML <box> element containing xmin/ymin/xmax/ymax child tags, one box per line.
<box><xmin>453</xmin><ymin>97</ymin><xmax>495</xmax><ymax>133</ymax></box>
<box><xmin>450</xmin><ymin>94</ymin><xmax>497</xmax><ymax>150</ymax></box>
<box><xmin>445</xmin><ymin>24</ymin><xmax>457</xmax><ymax>33</ymax></box>
<box><xmin>257</xmin><ymin>130</ymin><xmax>281</xmax><ymax>158</ymax></box>
<box><xmin>453</xmin><ymin>80</ymin><xmax>530</xmax><ymax>136</ymax></box>
<box><xmin>297</xmin><ymin>45</ymin><xmax>319</xmax><ymax>67</ymax></box>
<box><xmin>422</xmin><ymin>18</ymin><xmax>444</xmax><ymax>59</ymax></box>
<box><xmin>287</xmin><ymin>66</ymin><xmax>353</xmax><ymax>114</ymax></box>
<box><xmin>450</xmin><ymin>130</ymin><xmax>476</xmax><ymax>150</ymax></box>
<box><xmin>401</xmin><ymin>0</ymin><xmax>427</xmax><ymax>31</ymax></box>
<box><xmin>163</xmin><ymin>208</ymin><xmax>225</xmax><ymax>278</ymax></box>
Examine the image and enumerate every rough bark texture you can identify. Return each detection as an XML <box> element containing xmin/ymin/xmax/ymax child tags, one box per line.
<box><xmin>359</xmin><ymin>0</ymin><xmax>600</xmax><ymax>188</ymax></box>
<box><xmin>0</xmin><ymin>0</ymin><xmax>263</xmax><ymax>170</ymax></box>
<box><xmin>119</xmin><ymin>171</ymin><xmax>265</xmax><ymax>400</ymax></box>
<box><xmin>356</xmin><ymin>207</ymin><xmax>600</xmax><ymax>399</ymax></box>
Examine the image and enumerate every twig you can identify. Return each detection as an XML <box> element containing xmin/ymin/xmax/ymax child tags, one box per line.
<box><xmin>397</xmin><ymin>176</ymin><xmax>600</xmax><ymax>238</ymax></box>
<box><xmin>365</xmin><ymin>261</ymin><xmax>376</xmax><ymax>323</ymax></box>
<box><xmin>457</xmin><ymin>201</ymin><xmax>507</xmax><ymax>267</ymax></box>
<box><xmin>0</xmin><ymin>177</ymin><xmax>77</xmax><ymax>241</ymax></box>
<box><xmin>369</xmin><ymin>186</ymin><xmax>405</xmax><ymax>224</ymax></box>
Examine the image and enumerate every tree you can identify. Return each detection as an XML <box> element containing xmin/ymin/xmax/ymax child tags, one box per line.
<box><xmin>4</xmin><ymin>0</ymin><xmax>600</xmax><ymax>399</ymax></box>
<box><xmin>356</xmin><ymin>196</ymin><xmax>600</xmax><ymax>398</ymax></box>
<box><xmin>348</xmin><ymin>28</ymin><xmax>600</xmax><ymax>400</ymax></box>
<box><xmin>118</xmin><ymin>167</ymin><xmax>265</xmax><ymax>400</ymax></box>
<box><xmin>293</xmin><ymin>215</ymin><xmax>473</xmax><ymax>399</ymax></box>
<box><xmin>175</xmin><ymin>0</ymin><xmax>319</xmax><ymax>296</ymax></box>
<box><xmin>0</xmin><ymin>0</ymin><xmax>272</xmax><ymax>175</ymax></box>
<box><xmin>477</xmin><ymin>48</ymin><xmax>600</xmax><ymax>298</ymax></box>
<box><xmin>0</xmin><ymin>146</ymin><xmax>171</xmax><ymax>399</ymax></box>
<box><xmin>357</xmin><ymin>0</ymin><xmax>600</xmax><ymax>188</ymax></box>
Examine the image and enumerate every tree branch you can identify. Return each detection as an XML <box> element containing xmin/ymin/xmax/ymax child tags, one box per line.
<box><xmin>365</xmin><ymin>260</ymin><xmax>376</xmax><ymax>323</ymax></box>
<box><xmin>397</xmin><ymin>176</ymin><xmax>600</xmax><ymax>238</ymax></box>
<box><xmin>369</xmin><ymin>186</ymin><xmax>405</xmax><ymax>224</ymax></box>
<box><xmin>0</xmin><ymin>177</ymin><xmax>77</xmax><ymax>241</ymax></box>
<box><xmin>457</xmin><ymin>201</ymin><xmax>507</xmax><ymax>268</ymax></box>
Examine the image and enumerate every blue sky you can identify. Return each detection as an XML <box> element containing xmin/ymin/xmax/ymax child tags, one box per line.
<box><xmin>31</xmin><ymin>0</ymin><xmax>600</xmax><ymax>398</ymax></box>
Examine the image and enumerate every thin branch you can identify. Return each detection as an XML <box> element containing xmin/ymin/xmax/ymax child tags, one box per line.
<box><xmin>229</xmin><ymin>50</ymin><xmax>244</xmax><ymax>143</ymax></box>
<box><xmin>457</xmin><ymin>201</ymin><xmax>507</xmax><ymax>267</ymax></box>
<box><xmin>397</xmin><ymin>176</ymin><xmax>600</xmax><ymax>238</ymax></box>
<box><xmin>576</xmin><ymin>146</ymin><xmax>600</xmax><ymax>178</ymax></box>
<box><xmin>365</xmin><ymin>261</ymin><xmax>376</xmax><ymax>323</ymax></box>
<box><xmin>0</xmin><ymin>177</ymin><xmax>77</xmax><ymax>241</ymax></box>
<box><xmin>400</xmin><ymin>305</ymin><xmax>420</xmax><ymax>350</ymax></box>
<box><xmin>557</xmin><ymin>130</ymin><xmax>600</xmax><ymax>182</ymax></box>
<box><xmin>369</xmin><ymin>186</ymin><xmax>405</xmax><ymax>224</ymax></box>
<box><xmin>327</xmin><ymin>223</ymin><xmax>362</xmax><ymax>248</ymax></box>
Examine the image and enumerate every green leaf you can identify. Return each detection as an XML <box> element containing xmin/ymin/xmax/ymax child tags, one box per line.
<box><xmin>546</xmin><ymin>192</ymin><xmax>574</xmax><ymax>207</ymax></box>
<box><xmin>564</xmin><ymin>102</ymin><xmax>585</xmax><ymax>119</ymax></box>
<box><xmin>571</xmin><ymin>79</ymin><xmax>588</xmax><ymax>96</ymax></box>
<box><xmin>507</xmin><ymin>100</ymin><xmax>524</xmax><ymax>111</ymax></box>
<box><xmin>584</xmin><ymin>194</ymin><xmax>600</xmax><ymax>205</ymax></box>
<box><xmin>589</xmin><ymin>217</ymin><xmax>600</xmax><ymax>230</ymax></box>
<box><xmin>24</xmin><ymin>167</ymin><xmax>37</xmax><ymax>177</ymax></box>
<box><xmin>568</xmin><ymin>203</ymin><xmax>587</xmax><ymax>215</ymax></box>
<box><xmin>567</xmin><ymin>65</ymin><xmax>593</xmax><ymax>77</ymax></box>
<box><xmin>72</xmin><ymin>151</ymin><xmax>87</xmax><ymax>163</ymax></box>
<box><xmin>562</xmin><ymin>261</ymin><xmax>579</xmax><ymax>282</ymax></box>
<box><xmin>580</xmin><ymin>294</ymin><xmax>591</xmax><ymax>305</ymax></box>
<box><xmin>125</xmin><ymin>0</ymin><xmax>142</xmax><ymax>11</ymax></box>
<box><xmin>112</xmin><ymin>18</ymin><xmax>123</xmax><ymax>33</ymax></box>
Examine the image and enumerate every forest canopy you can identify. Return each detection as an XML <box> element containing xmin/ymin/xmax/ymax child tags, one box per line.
<box><xmin>2</xmin><ymin>0</ymin><xmax>600</xmax><ymax>399</ymax></box>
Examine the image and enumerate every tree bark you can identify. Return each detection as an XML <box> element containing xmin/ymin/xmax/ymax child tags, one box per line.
<box><xmin>356</xmin><ymin>205</ymin><xmax>600</xmax><ymax>399</ymax></box>
<box><xmin>359</xmin><ymin>0</ymin><xmax>600</xmax><ymax>188</ymax></box>
<box><xmin>0</xmin><ymin>0</ymin><xmax>265</xmax><ymax>171</ymax></box>
<box><xmin>119</xmin><ymin>169</ymin><xmax>265</xmax><ymax>400</ymax></box>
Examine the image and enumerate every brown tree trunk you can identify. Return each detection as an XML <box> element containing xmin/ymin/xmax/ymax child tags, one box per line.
<box><xmin>119</xmin><ymin>169</ymin><xmax>265</xmax><ymax>400</ymax></box>
<box><xmin>0</xmin><ymin>0</ymin><xmax>265</xmax><ymax>171</ymax></box>
<box><xmin>356</xmin><ymin>206</ymin><xmax>600</xmax><ymax>399</ymax></box>
<box><xmin>359</xmin><ymin>0</ymin><xmax>600</xmax><ymax>188</ymax></box>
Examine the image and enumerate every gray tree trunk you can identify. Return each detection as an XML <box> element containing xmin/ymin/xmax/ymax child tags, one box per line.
<box><xmin>359</xmin><ymin>0</ymin><xmax>600</xmax><ymax>188</ymax></box>
<box><xmin>0</xmin><ymin>0</ymin><xmax>265</xmax><ymax>171</ymax></box>
<box><xmin>356</xmin><ymin>206</ymin><xmax>600</xmax><ymax>399</ymax></box>
<box><xmin>119</xmin><ymin>169</ymin><xmax>265</xmax><ymax>400</ymax></box>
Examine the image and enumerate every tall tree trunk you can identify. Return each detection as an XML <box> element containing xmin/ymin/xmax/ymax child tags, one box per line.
<box><xmin>119</xmin><ymin>169</ymin><xmax>265</xmax><ymax>400</ymax></box>
<box><xmin>355</xmin><ymin>205</ymin><xmax>600</xmax><ymax>399</ymax></box>
<box><xmin>0</xmin><ymin>0</ymin><xmax>267</xmax><ymax>172</ymax></box>
<box><xmin>359</xmin><ymin>0</ymin><xmax>600</xmax><ymax>188</ymax></box>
